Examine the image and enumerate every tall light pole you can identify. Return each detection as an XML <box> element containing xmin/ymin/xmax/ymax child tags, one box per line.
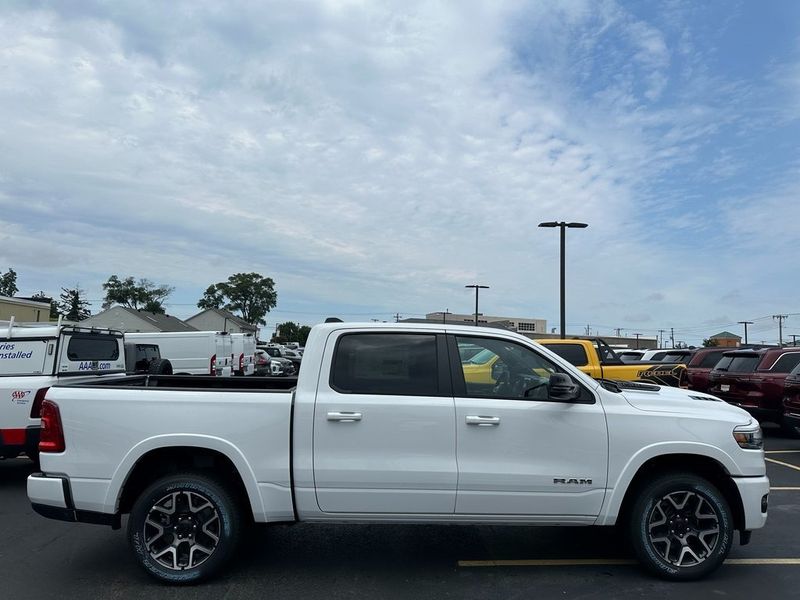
<box><xmin>538</xmin><ymin>221</ymin><xmax>588</xmax><ymax>339</ymax></box>
<box><xmin>465</xmin><ymin>284</ymin><xmax>489</xmax><ymax>326</ymax></box>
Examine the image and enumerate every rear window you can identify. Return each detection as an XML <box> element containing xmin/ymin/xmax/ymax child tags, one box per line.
<box><xmin>714</xmin><ymin>356</ymin><xmax>733</xmax><ymax>371</ymax></box>
<box><xmin>658</xmin><ymin>352</ymin><xmax>690</xmax><ymax>363</ymax></box>
<box><xmin>769</xmin><ymin>353</ymin><xmax>800</xmax><ymax>373</ymax></box>
<box><xmin>544</xmin><ymin>344</ymin><xmax>589</xmax><ymax>367</ymax></box>
<box><xmin>698</xmin><ymin>350</ymin><xmax>727</xmax><ymax>368</ymax></box>
<box><xmin>67</xmin><ymin>335</ymin><xmax>120</xmax><ymax>361</ymax></box>
<box><xmin>726</xmin><ymin>356</ymin><xmax>760</xmax><ymax>373</ymax></box>
<box><xmin>331</xmin><ymin>333</ymin><xmax>438</xmax><ymax>396</ymax></box>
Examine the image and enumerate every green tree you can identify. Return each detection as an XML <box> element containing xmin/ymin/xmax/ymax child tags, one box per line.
<box><xmin>57</xmin><ymin>286</ymin><xmax>92</xmax><ymax>321</ymax></box>
<box><xmin>702</xmin><ymin>338</ymin><xmax>718</xmax><ymax>348</ymax></box>
<box><xmin>102</xmin><ymin>275</ymin><xmax>174</xmax><ymax>314</ymax></box>
<box><xmin>273</xmin><ymin>322</ymin><xmax>311</xmax><ymax>345</ymax></box>
<box><xmin>0</xmin><ymin>267</ymin><xmax>18</xmax><ymax>297</ymax></box>
<box><xmin>198</xmin><ymin>272</ymin><xmax>276</xmax><ymax>325</ymax></box>
<box><xmin>275</xmin><ymin>321</ymin><xmax>300</xmax><ymax>342</ymax></box>
<box><xmin>31</xmin><ymin>291</ymin><xmax>60</xmax><ymax>319</ymax></box>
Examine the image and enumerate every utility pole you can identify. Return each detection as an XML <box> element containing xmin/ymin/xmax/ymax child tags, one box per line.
<box><xmin>774</xmin><ymin>315</ymin><xmax>788</xmax><ymax>346</ymax></box>
<box><xmin>585</xmin><ymin>324</ymin><xmax>591</xmax><ymax>336</ymax></box>
<box><xmin>441</xmin><ymin>309</ymin><xmax>452</xmax><ymax>324</ymax></box>
<box><xmin>394</xmin><ymin>312</ymin><xmax>402</xmax><ymax>323</ymax></box>
<box><xmin>465</xmin><ymin>284</ymin><xmax>489</xmax><ymax>327</ymax></box>
<box><xmin>738</xmin><ymin>321</ymin><xmax>753</xmax><ymax>345</ymax></box>
<box><xmin>670</xmin><ymin>327</ymin><xmax>675</xmax><ymax>349</ymax></box>
<box><xmin>633</xmin><ymin>333</ymin><xmax>642</xmax><ymax>349</ymax></box>
<box><xmin>614</xmin><ymin>328</ymin><xmax>623</xmax><ymax>337</ymax></box>
<box><xmin>789</xmin><ymin>334</ymin><xmax>800</xmax><ymax>347</ymax></box>
<box><xmin>658</xmin><ymin>329</ymin><xmax>666</xmax><ymax>348</ymax></box>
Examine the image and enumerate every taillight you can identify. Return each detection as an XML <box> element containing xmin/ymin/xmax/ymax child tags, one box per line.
<box><xmin>210</xmin><ymin>354</ymin><xmax>217</xmax><ymax>375</ymax></box>
<box><xmin>239</xmin><ymin>353</ymin><xmax>244</xmax><ymax>370</ymax></box>
<box><xmin>30</xmin><ymin>387</ymin><xmax>50</xmax><ymax>418</ymax></box>
<box><xmin>39</xmin><ymin>400</ymin><xmax>65</xmax><ymax>453</ymax></box>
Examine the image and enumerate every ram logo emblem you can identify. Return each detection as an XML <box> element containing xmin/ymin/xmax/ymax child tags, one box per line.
<box><xmin>554</xmin><ymin>478</ymin><xmax>592</xmax><ymax>485</ymax></box>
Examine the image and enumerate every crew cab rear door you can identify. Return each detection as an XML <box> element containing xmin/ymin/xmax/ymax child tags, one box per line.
<box><xmin>449</xmin><ymin>333</ymin><xmax>608</xmax><ymax>519</ymax></box>
<box><xmin>312</xmin><ymin>330</ymin><xmax>457</xmax><ymax>514</ymax></box>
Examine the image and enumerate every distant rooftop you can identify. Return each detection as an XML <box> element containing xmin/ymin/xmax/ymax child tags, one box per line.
<box><xmin>710</xmin><ymin>331</ymin><xmax>742</xmax><ymax>340</ymax></box>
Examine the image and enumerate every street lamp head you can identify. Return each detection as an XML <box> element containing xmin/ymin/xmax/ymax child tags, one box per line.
<box><xmin>566</xmin><ymin>222</ymin><xmax>589</xmax><ymax>228</ymax></box>
<box><xmin>538</xmin><ymin>221</ymin><xmax>559</xmax><ymax>228</ymax></box>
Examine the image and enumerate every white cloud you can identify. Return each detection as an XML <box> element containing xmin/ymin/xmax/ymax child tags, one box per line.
<box><xmin>0</xmin><ymin>1</ymin><xmax>795</xmax><ymax>343</ymax></box>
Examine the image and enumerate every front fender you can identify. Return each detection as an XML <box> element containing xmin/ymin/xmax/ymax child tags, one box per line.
<box><xmin>597</xmin><ymin>441</ymin><xmax>741</xmax><ymax>526</ymax></box>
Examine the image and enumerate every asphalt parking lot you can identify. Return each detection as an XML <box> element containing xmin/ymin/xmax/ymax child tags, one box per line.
<box><xmin>2</xmin><ymin>429</ymin><xmax>800</xmax><ymax>600</ymax></box>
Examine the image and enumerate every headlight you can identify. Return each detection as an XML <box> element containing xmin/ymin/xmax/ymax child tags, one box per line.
<box><xmin>733</xmin><ymin>423</ymin><xmax>764</xmax><ymax>450</ymax></box>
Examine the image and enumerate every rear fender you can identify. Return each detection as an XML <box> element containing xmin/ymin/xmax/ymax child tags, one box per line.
<box><xmin>107</xmin><ymin>434</ymin><xmax>265</xmax><ymax>520</ymax></box>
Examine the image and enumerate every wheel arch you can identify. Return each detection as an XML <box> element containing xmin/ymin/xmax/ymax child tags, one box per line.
<box><xmin>109</xmin><ymin>437</ymin><xmax>264</xmax><ymax>521</ymax></box>
<box><xmin>610</xmin><ymin>453</ymin><xmax>745</xmax><ymax>532</ymax></box>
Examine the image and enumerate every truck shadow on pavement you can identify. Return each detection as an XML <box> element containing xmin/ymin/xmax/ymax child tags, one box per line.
<box><xmin>0</xmin><ymin>457</ymin><xmax>34</xmax><ymax>487</ymax></box>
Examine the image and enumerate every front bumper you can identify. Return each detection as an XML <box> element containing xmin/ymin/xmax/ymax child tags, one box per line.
<box><xmin>732</xmin><ymin>475</ymin><xmax>770</xmax><ymax>530</ymax></box>
<box><xmin>27</xmin><ymin>473</ymin><xmax>120</xmax><ymax>528</ymax></box>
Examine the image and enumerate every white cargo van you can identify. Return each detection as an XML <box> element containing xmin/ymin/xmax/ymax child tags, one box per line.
<box><xmin>0</xmin><ymin>320</ymin><xmax>125</xmax><ymax>463</ymax></box>
<box><xmin>124</xmin><ymin>331</ymin><xmax>233</xmax><ymax>376</ymax></box>
<box><xmin>231</xmin><ymin>333</ymin><xmax>256</xmax><ymax>376</ymax></box>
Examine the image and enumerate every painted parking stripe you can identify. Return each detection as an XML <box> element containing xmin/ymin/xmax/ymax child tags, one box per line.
<box><xmin>458</xmin><ymin>558</ymin><xmax>800</xmax><ymax>568</ymax></box>
<box><xmin>765</xmin><ymin>450</ymin><xmax>800</xmax><ymax>454</ymax></box>
<box><xmin>770</xmin><ymin>486</ymin><xmax>800</xmax><ymax>491</ymax></box>
<box><xmin>765</xmin><ymin>457</ymin><xmax>800</xmax><ymax>472</ymax></box>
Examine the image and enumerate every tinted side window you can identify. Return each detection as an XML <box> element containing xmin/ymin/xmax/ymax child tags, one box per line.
<box><xmin>67</xmin><ymin>335</ymin><xmax>120</xmax><ymax>361</ymax></box>
<box><xmin>651</xmin><ymin>352</ymin><xmax>668</xmax><ymax>361</ymax></box>
<box><xmin>770</xmin><ymin>353</ymin><xmax>800</xmax><ymax>373</ymax></box>
<box><xmin>544</xmin><ymin>344</ymin><xmax>589</xmax><ymax>367</ymax></box>
<box><xmin>331</xmin><ymin>333</ymin><xmax>438</xmax><ymax>396</ymax></box>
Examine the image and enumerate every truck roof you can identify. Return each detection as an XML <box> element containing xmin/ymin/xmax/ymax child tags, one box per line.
<box><xmin>0</xmin><ymin>322</ymin><xmax>121</xmax><ymax>339</ymax></box>
<box><xmin>313</xmin><ymin>321</ymin><xmax>529</xmax><ymax>337</ymax></box>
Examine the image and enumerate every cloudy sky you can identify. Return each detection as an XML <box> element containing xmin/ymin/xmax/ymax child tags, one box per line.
<box><xmin>1</xmin><ymin>1</ymin><xmax>799</xmax><ymax>344</ymax></box>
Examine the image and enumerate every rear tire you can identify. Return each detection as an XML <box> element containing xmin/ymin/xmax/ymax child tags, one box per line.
<box><xmin>628</xmin><ymin>473</ymin><xmax>733</xmax><ymax>581</ymax></box>
<box><xmin>128</xmin><ymin>473</ymin><xmax>243</xmax><ymax>584</ymax></box>
<box><xmin>148</xmin><ymin>359</ymin><xmax>173</xmax><ymax>375</ymax></box>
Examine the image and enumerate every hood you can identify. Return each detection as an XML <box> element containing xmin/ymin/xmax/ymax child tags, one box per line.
<box><xmin>619</xmin><ymin>384</ymin><xmax>752</xmax><ymax>423</ymax></box>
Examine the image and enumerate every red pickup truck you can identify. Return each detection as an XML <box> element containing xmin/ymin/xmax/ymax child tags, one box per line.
<box><xmin>708</xmin><ymin>348</ymin><xmax>800</xmax><ymax>429</ymax></box>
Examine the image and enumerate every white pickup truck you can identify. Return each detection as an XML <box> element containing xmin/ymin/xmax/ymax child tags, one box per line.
<box><xmin>0</xmin><ymin>321</ymin><xmax>125</xmax><ymax>465</ymax></box>
<box><xmin>28</xmin><ymin>322</ymin><xmax>768</xmax><ymax>584</ymax></box>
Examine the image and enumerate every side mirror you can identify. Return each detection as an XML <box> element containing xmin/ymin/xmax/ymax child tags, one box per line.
<box><xmin>549</xmin><ymin>373</ymin><xmax>580</xmax><ymax>401</ymax></box>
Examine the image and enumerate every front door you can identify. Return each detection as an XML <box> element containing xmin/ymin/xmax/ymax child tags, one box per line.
<box><xmin>313</xmin><ymin>330</ymin><xmax>457</xmax><ymax>514</ymax></box>
<box><xmin>451</xmin><ymin>334</ymin><xmax>608</xmax><ymax>519</ymax></box>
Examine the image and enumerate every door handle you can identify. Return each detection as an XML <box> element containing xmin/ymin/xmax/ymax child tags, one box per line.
<box><xmin>327</xmin><ymin>411</ymin><xmax>362</xmax><ymax>422</ymax></box>
<box><xmin>465</xmin><ymin>415</ymin><xmax>500</xmax><ymax>426</ymax></box>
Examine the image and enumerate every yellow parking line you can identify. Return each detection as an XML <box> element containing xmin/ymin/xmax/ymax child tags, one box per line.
<box><xmin>766</xmin><ymin>457</ymin><xmax>800</xmax><ymax>472</ymax></box>
<box><xmin>458</xmin><ymin>558</ymin><xmax>800</xmax><ymax>568</ymax></box>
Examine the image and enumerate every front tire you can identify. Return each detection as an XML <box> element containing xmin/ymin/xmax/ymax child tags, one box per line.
<box><xmin>128</xmin><ymin>473</ymin><xmax>243</xmax><ymax>584</ymax></box>
<box><xmin>628</xmin><ymin>473</ymin><xmax>733</xmax><ymax>581</ymax></box>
